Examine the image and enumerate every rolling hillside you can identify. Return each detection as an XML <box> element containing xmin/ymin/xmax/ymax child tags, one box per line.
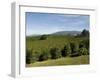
<box><xmin>51</xmin><ymin>31</ymin><xmax>81</xmax><ymax>36</ymax></box>
<box><xmin>26</xmin><ymin>30</ymin><xmax>89</xmax><ymax>67</ymax></box>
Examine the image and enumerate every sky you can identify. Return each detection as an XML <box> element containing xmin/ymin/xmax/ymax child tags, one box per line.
<box><xmin>26</xmin><ymin>12</ymin><xmax>89</xmax><ymax>36</ymax></box>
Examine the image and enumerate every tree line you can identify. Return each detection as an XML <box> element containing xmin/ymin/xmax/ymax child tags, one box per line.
<box><xmin>26</xmin><ymin>39</ymin><xmax>89</xmax><ymax>64</ymax></box>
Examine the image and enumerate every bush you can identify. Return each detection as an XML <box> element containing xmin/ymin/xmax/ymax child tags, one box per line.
<box><xmin>81</xmin><ymin>29</ymin><xmax>89</xmax><ymax>37</ymax></box>
<box><xmin>75</xmin><ymin>29</ymin><xmax>89</xmax><ymax>37</ymax></box>
<box><xmin>31</xmin><ymin>51</ymin><xmax>40</xmax><ymax>63</ymax></box>
<box><xmin>79</xmin><ymin>47</ymin><xmax>88</xmax><ymax>55</ymax></box>
<box><xmin>79</xmin><ymin>42</ymin><xmax>85</xmax><ymax>48</ymax></box>
<box><xmin>50</xmin><ymin>48</ymin><xmax>61</xmax><ymax>59</ymax></box>
<box><xmin>70</xmin><ymin>42</ymin><xmax>79</xmax><ymax>53</ymax></box>
<box><xmin>26</xmin><ymin>49</ymin><xmax>41</xmax><ymax>64</ymax></box>
<box><xmin>61</xmin><ymin>44</ymin><xmax>71</xmax><ymax>57</ymax></box>
<box><xmin>69</xmin><ymin>42</ymin><xmax>80</xmax><ymax>57</ymax></box>
<box><xmin>79</xmin><ymin>39</ymin><xmax>89</xmax><ymax>50</ymax></box>
<box><xmin>39</xmin><ymin>35</ymin><xmax>47</xmax><ymax>40</ymax></box>
<box><xmin>26</xmin><ymin>49</ymin><xmax>33</xmax><ymax>64</ymax></box>
<box><xmin>39</xmin><ymin>51</ymin><xmax>51</xmax><ymax>61</ymax></box>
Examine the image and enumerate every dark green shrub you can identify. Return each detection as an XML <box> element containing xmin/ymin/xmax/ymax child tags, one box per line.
<box><xmin>50</xmin><ymin>48</ymin><xmax>61</xmax><ymax>59</ymax></box>
<box><xmin>69</xmin><ymin>42</ymin><xmax>80</xmax><ymax>57</ymax></box>
<box><xmin>39</xmin><ymin>35</ymin><xmax>47</xmax><ymax>40</ymax></box>
<box><xmin>75</xmin><ymin>29</ymin><xmax>89</xmax><ymax>37</ymax></box>
<box><xmin>31</xmin><ymin>51</ymin><xmax>40</xmax><ymax>63</ymax></box>
<box><xmin>84</xmin><ymin>39</ymin><xmax>89</xmax><ymax>50</ymax></box>
<box><xmin>79</xmin><ymin>47</ymin><xmax>88</xmax><ymax>55</ymax></box>
<box><xmin>39</xmin><ymin>51</ymin><xmax>51</xmax><ymax>61</ymax></box>
<box><xmin>79</xmin><ymin>42</ymin><xmax>85</xmax><ymax>48</ymax></box>
<box><xmin>26</xmin><ymin>49</ymin><xmax>41</xmax><ymax>64</ymax></box>
<box><xmin>70</xmin><ymin>42</ymin><xmax>79</xmax><ymax>53</ymax></box>
<box><xmin>81</xmin><ymin>29</ymin><xmax>89</xmax><ymax>37</ymax></box>
<box><xmin>26</xmin><ymin>49</ymin><xmax>33</xmax><ymax>64</ymax></box>
<box><xmin>79</xmin><ymin>39</ymin><xmax>89</xmax><ymax>50</ymax></box>
<box><xmin>61</xmin><ymin>44</ymin><xmax>71</xmax><ymax>57</ymax></box>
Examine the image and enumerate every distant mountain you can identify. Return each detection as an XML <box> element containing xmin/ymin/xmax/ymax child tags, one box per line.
<box><xmin>26</xmin><ymin>31</ymin><xmax>81</xmax><ymax>37</ymax></box>
<box><xmin>51</xmin><ymin>31</ymin><xmax>81</xmax><ymax>36</ymax></box>
<box><xmin>26</xmin><ymin>34</ymin><xmax>42</xmax><ymax>37</ymax></box>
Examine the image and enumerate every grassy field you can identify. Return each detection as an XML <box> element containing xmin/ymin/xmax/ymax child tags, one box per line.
<box><xmin>26</xmin><ymin>55</ymin><xmax>89</xmax><ymax>67</ymax></box>
<box><xmin>26</xmin><ymin>35</ymin><xmax>89</xmax><ymax>67</ymax></box>
<box><xmin>26</xmin><ymin>35</ymin><xmax>88</xmax><ymax>53</ymax></box>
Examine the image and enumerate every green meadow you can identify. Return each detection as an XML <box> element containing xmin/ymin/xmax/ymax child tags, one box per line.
<box><xmin>26</xmin><ymin>55</ymin><xmax>89</xmax><ymax>67</ymax></box>
<box><xmin>26</xmin><ymin>35</ymin><xmax>88</xmax><ymax>54</ymax></box>
<box><xmin>26</xmin><ymin>31</ymin><xmax>89</xmax><ymax>67</ymax></box>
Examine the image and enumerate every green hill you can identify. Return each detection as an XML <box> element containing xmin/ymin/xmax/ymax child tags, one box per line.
<box><xmin>26</xmin><ymin>35</ymin><xmax>88</xmax><ymax>53</ymax></box>
<box><xmin>26</xmin><ymin>34</ymin><xmax>89</xmax><ymax>67</ymax></box>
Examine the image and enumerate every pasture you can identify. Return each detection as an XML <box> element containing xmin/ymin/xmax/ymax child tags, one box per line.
<box><xmin>26</xmin><ymin>35</ymin><xmax>89</xmax><ymax>67</ymax></box>
<box><xmin>26</xmin><ymin>35</ymin><xmax>88</xmax><ymax>53</ymax></box>
<box><xmin>26</xmin><ymin>55</ymin><xmax>89</xmax><ymax>67</ymax></box>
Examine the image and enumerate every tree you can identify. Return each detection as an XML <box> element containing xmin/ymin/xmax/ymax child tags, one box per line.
<box><xmin>75</xmin><ymin>29</ymin><xmax>89</xmax><ymax>37</ymax></box>
<box><xmin>31</xmin><ymin>51</ymin><xmax>40</xmax><ymax>63</ymax></box>
<box><xmin>70</xmin><ymin>42</ymin><xmax>79</xmax><ymax>53</ymax></box>
<box><xmin>39</xmin><ymin>51</ymin><xmax>51</xmax><ymax>61</ymax></box>
<box><xmin>61</xmin><ymin>44</ymin><xmax>71</xmax><ymax>57</ymax></box>
<box><xmin>79</xmin><ymin>39</ymin><xmax>89</xmax><ymax>55</ymax></box>
<box><xmin>39</xmin><ymin>35</ymin><xmax>47</xmax><ymax>40</ymax></box>
<box><xmin>26</xmin><ymin>49</ymin><xmax>33</xmax><ymax>64</ymax></box>
<box><xmin>81</xmin><ymin>29</ymin><xmax>89</xmax><ymax>37</ymax></box>
<box><xmin>70</xmin><ymin>42</ymin><xmax>80</xmax><ymax>57</ymax></box>
<box><xmin>50</xmin><ymin>48</ymin><xmax>61</xmax><ymax>59</ymax></box>
<box><xmin>79</xmin><ymin>39</ymin><xmax>89</xmax><ymax>50</ymax></box>
<box><xmin>79</xmin><ymin>47</ymin><xmax>88</xmax><ymax>55</ymax></box>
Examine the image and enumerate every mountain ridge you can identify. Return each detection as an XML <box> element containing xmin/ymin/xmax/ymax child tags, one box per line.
<box><xmin>27</xmin><ymin>30</ymin><xmax>81</xmax><ymax>37</ymax></box>
<box><xmin>51</xmin><ymin>31</ymin><xmax>81</xmax><ymax>36</ymax></box>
